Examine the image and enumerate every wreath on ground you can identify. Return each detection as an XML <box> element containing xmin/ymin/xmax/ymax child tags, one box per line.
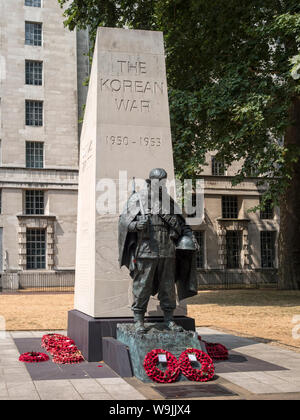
<box><xmin>143</xmin><ymin>349</ymin><xmax>180</xmax><ymax>383</ymax></box>
<box><xmin>178</xmin><ymin>348</ymin><xmax>215</xmax><ymax>382</ymax></box>
<box><xmin>198</xmin><ymin>336</ymin><xmax>229</xmax><ymax>361</ymax></box>
<box><xmin>19</xmin><ymin>352</ymin><xmax>49</xmax><ymax>363</ymax></box>
<box><xmin>41</xmin><ymin>334</ymin><xmax>84</xmax><ymax>365</ymax></box>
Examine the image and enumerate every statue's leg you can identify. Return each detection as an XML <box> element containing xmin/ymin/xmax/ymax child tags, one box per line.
<box><xmin>158</xmin><ymin>258</ymin><xmax>184</xmax><ymax>332</ymax></box>
<box><xmin>131</xmin><ymin>258</ymin><xmax>157</xmax><ymax>334</ymax></box>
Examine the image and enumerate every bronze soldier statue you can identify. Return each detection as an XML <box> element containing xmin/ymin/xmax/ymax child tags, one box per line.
<box><xmin>118</xmin><ymin>168</ymin><xmax>198</xmax><ymax>333</ymax></box>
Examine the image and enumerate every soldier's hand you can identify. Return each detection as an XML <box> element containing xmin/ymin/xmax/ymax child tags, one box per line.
<box><xmin>136</xmin><ymin>219</ymin><xmax>148</xmax><ymax>231</ymax></box>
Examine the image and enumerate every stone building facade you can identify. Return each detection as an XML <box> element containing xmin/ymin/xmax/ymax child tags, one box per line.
<box><xmin>190</xmin><ymin>153</ymin><xmax>279</xmax><ymax>287</ymax></box>
<box><xmin>0</xmin><ymin>0</ymin><xmax>88</xmax><ymax>287</ymax></box>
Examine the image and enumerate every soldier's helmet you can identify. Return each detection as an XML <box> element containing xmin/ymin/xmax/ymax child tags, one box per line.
<box><xmin>149</xmin><ymin>168</ymin><xmax>167</xmax><ymax>180</ymax></box>
<box><xmin>176</xmin><ymin>235</ymin><xmax>197</xmax><ymax>251</ymax></box>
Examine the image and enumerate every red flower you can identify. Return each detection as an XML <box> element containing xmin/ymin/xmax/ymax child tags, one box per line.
<box><xmin>178</xmin><ymin>348</ymin><xmax>215</xmax><ymax>382</ymax></box>
<box><xmin>19</xmin><ymin>352</ymin><xmax>49</xmax><ymax>363</ymax></box>
<box><xmin>198</xmin><ymin>336</ymin><xmax>229</xmax><ymax>361</ymax></box>
<box><xmin>41</xmin><ymin>334</ymin><xmax>84</xmax><ymax>365</ymax></box>
<box><xmin>144</xmin><ymin>349</ymin><xmax>180</xmax><ymax>383</ymax></box>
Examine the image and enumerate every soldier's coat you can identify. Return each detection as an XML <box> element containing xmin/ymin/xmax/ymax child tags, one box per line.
<box><xmin>118</xmin><ymin>186</ymin><xmax>198</xmax><ymax>301</ymax></box>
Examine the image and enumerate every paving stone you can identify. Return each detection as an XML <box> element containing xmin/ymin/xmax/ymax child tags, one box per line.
<box><xmin>218</xmin><ymin>373</ymin><xmax>280</xmax><ymax>394</ymax></box>
<box><xmin>271</xmin><ymin>383</ymin><xmax>300</xmax><ymax>393</ymax></box>
<box><xmin>245</xmin><ymin>371</ymin><xmax>291</xmax><ymax>386</ymax></box>
<box><xmin>3</xmin><ymin>366</ymin><xmax>29</xmax><ymax>375</ymax></box>
<box><xmin>7</xmin><ymin>381</ymin><xmax>38</xmax><ymax>398</ymax></box>
<box><xmin>70</xmin><ymin>378</ymin><xmax>106</xmax><ymax>394</ymax></box>
<box><xmin>267</xmin><ymin>370</ymin><xmax>300</xmax><ymax>383</ymax></box>
<box><xmin>10</xmin><ymin>332</ymin><xmax>35</xmax><ymax>338</ymax></box>
<box><xmin>0</xmin><ymin>344</ymin><xmax>17</xmax><ymax>350</ymax></box>
<box><xmin>34</xmin><ymin>380</ymin><xmax>82</xmax><ymax>400</ymax></box>
<box><xmin>102</xmin><ymin>384</ymin><xmax>146</xmax><ymax>400</ymax></box>
<box><xmin>81</xmin><ymin>392</ymin><xmax>114</xmax><ymax>400</ymax></box>
<box><xmin>96</xmin><ymin>377</ymin><xmax>127</xmax><ymax>386</ymax></box>
<box><xmin>4</xmin><ymin>374</ymin><xmax>32</xmax><ymax>384</ymax></box>
<box><xmin>6</xmin><ymin>394</ymin><xmax>41</xmax><ymax>400</ymax></box>
<box><xmin>0</xmin><ymin>383</ymin><xmax>8</xmax><ymax>398</ymax></box>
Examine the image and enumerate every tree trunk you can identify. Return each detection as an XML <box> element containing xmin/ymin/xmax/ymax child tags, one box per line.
<box><xmin>278</xmin><ymin>96</ymin><xmax>300</xmax><ymax>289</ymax></box>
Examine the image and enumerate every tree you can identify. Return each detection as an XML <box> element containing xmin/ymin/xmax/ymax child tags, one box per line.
<box><xmin>58</xmin><ymin>0</ymin><xmax>300</xmax><ymax>289</ymax></box>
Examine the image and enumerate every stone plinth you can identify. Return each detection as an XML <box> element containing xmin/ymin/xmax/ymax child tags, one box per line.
<box><xmin>68</xmin><ymin>309</ymin><xmax>195</xmax><ymax>362</ymax></box>
<box><xmin>116</xmin><ymin>323</ymin><xmax>205</xmax><ymax>382</ymax></box>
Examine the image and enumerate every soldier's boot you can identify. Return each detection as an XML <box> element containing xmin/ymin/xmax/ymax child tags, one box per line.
<box><xmin>133</xmin><ymin>313</ymin><xmax>147</xmax><ymax>334</ymax></box>
<box><xmin>164</xmin><ymin>310</ymin><xmax>184</xmax><ymax>332</ymax></box>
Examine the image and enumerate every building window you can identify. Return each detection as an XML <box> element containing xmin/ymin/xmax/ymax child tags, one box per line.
<box><xmin>25</xmin><ymin>190</ymin><xmax>44</xmax><ymax>215</ymax></box>
<box><xmin>194</xmin><ymin>231</ymin><xmax>205</xmax><ymax>268</ymax></box>
<box><xmin>261</xmin><ymin>231</ymin><xmax>276</xmax><ymax>268</ymax></box>
<box><xmin>226</xmin><ymin>231</ymin><xmax>241</xmax><ymax>268</ymax></box>
<box><xmin>25</xmin><ymin>100</ymin><xmax>43</xmax><ymax>126</ymax></box>
<box><xmin>260</xmin><ymin>199</ymin><xmax>274</xmax><ymax>220</ymax></box>
<box><xmin>246</xmin><ymin>165</ymin><xmax>257</xmax><ymax>177</ymax></box>
<box><xmin>212</xmin><ymin>157</ymin><xmax>225</xmax><ymax>176</ymax></box>
<box><xmin>26</xmin><ymin>228</ymin><xmax>46</xmax><ymax>269</ymax></box>
<box><xmin>25</xmin><ymin>0</ymin><xmax>41</xmax><ymax>7</ymax></box>
<box><xmin>26</xmin><ymin>142</ymin><xmax>44</xmax><ymax>168</ymax></box>
<box><xmin>25</xmin><ymin>60</ymin><xmax>43</xmax><ymax>86</ymax></box>
<box><xmin>0</xmin><ymin>190</ymin><xmax>2</xmax><ymax>214</ymax></box>
<box><xmin>222</xmin><ymin>196</ymin><xmax>238</xmax><ymax>219</ymax></box>
<box><xmin>25</xmin><ymin>22</ymin><xmax>42</xmax><ymax>46</ymax></box>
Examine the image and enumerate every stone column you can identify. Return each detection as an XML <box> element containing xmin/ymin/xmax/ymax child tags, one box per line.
<box><xmin>74</xmin><ymin>28</ymin><xmax>181</xmax><ymax>318</ymax></box>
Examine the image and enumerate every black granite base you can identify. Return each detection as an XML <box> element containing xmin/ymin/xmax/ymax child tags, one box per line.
<box><xmin>102</xmin><ymin>337</ymin><xmax>133</xmax><ymax>377</ymax></box>
<box><xmin>67</xmin><ymin>309</ymin><xmax>195</xmax><ymax>362</ymax></box>
<box><xmin>14</xmin><ymin>338</ymin><xmax>118</xmax><ymax>381</ymax></box>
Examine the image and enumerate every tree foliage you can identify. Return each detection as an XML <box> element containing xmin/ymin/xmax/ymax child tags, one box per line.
<box><xmin>58</xmin><ymin>0</ymin><xmax>300</xmax><ymax>206</ymax></box>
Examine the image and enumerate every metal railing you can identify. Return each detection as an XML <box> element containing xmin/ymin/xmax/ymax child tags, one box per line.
<box><xmin>0</xmin><ymin>268</ymin><xmax>278</xmax><ymax>292</ymax></box>
<box><xmin>0</xmin><ymin>271</ymin><xmax>75</xmax><ymax>293</ymax></box>
<box><xmin>197</xmin><ymin>269</ymin><xmax>278</xmax><ymax>289</ymax></box>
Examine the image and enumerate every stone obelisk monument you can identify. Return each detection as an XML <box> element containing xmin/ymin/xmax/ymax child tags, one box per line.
<box><xmin>68</xmin><ymin>28</ymin><xmax>194</xmax><ymax>361</ymax></box>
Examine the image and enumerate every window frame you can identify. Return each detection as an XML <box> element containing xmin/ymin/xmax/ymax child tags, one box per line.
<box><xmin>24</xmin><ymin>190</ymin><xmax>45</xmax><ymax>215</ymax></box>
<box><xmin>222</xmin><ymin>195</ymin><xmax>239</xmax><ymax>219</ymax></box>
<box><xmin>260</xmin><ymin>199</ymin><xmax>274</xmax><ymax>220</ymax></box>
<box><xmin>194</xmin><ymin>230</ymin><xmax>205</xmax><ymax>269</ymax></box>
<box><xmin>25</xmin><ymin>21</ymin><xmax>42</xmax><ymax>47</ymax></box>
<box><xmin>26</xmin><ymin>228</ymin><xmax>46</xmax><ymax>270</ymax></box>
<box><xmin>25</xmin><ymin>0</ymin><xmax>42</xmax><ymax>7</ymax></box>
<box><xmin>25</xmin><ymin>100</ymin><xmax>43</xmax><ymax>127</ymax></box>
<box><xmin>260</xmin><ymin>231</ymin><xmax>276</xmax><ymax>268</ymax></box>
<box><xmin>212</xmin><ymin>156</ymin><xmax>225</xmax><ymax>176</ymax></box>
<box><xmin>26</xmin><ymin>141</ymin><xmax>44</xmax><ymax>169</ymax></box>
<box><xmin>25</xmin><ymin>60</ymin><xmax>43</xmax><ymax>86</ymax></box>
<box><xmin>226</xmin><ymin>230</ymin><xmax>242</xmax><ymax>269</ymax></box>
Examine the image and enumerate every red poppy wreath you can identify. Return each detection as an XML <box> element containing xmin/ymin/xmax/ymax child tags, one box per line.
<box><xmin>19</xmin><ymin>352</ymin><xmax>49</xmax><ymax>363</ymax></box>
<box><xmin>41</xmin><ymin>333</ymin><xmax>84</xmax><ymax>364</ymax></box>
<box><xmin>144</xmin><ymin>349</ymin><xmax>180</xmax><ymax>383</ymax></box>
<box><xmin>41</xmin><ymin>333</ymin><xmax>75</xmax><ymax>352</ymax></box>
<box><xmin>178</xmin><ymin>348</ymin><xmax>215</xmax><ymax>382</ymax></box>
<box><xmin>198</xmin><ymin>336</ymin><xmax>229</xmax><ymax>361</ymax></box>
